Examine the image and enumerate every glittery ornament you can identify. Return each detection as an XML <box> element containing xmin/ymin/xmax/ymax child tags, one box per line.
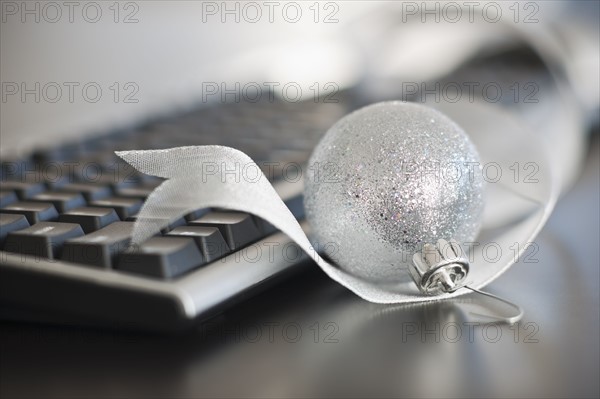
<box><xmin>304</xmin><ymin>101</ymin><xmax>485</xmax><ymax>283</ymax></box>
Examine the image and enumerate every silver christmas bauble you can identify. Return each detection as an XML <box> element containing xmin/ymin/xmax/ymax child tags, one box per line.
<box><xmin>304</xmin><ymin>101</ymin><xmax>485</xmax><ymax>283</ymax></box>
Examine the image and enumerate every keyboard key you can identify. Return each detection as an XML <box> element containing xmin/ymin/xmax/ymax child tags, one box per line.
<box><xmin>57</xmin><ymin>183</ymin><xmax>112</xmax><ymax>202</ymax></box>
<box><xmin>251</xmin><ymin>193</ymin><xmax>303</xmax><ymax>235</ymax></box>
<box><xmin>252</xmin><ymin>216</ymin><xmax>277</xmax><ymax>236</ymax></box>
<box><xmin>4</xmin><ymin>222</ymin><xmax>84</xmax><ymax>259</ymax></box>
<box><xmin>0</xmin><ymin>181</ymin><xmax>45</xmax><ymax>200</ymax></box>
<box><xmin>61</xmin><ymin>221</ymin><xmax>135</xmax><ymax>268</ymax></box>
<box><xmin>184</xmin><ymin>208</ymin><xmax>210</xmax><ymax>221</ymax></box>
<box><xmin>91</xmin><ymin>170</ymin><xmax>144</xmax><ymax>189</ymax></box>
<box><xmin>58</xmin><ymin>207</ymin><xmax>119</xmax><ymax>233</ymax></box>
<box><xmin>188</xmin><ymin>211</ymin><xmax>262</xmax><ymax>250</ymax></box>
<box><xmin>166</xmin><ymin>226</ymin><xmax>230</xmax><ymax>262</ymax></box>
<box><xmin>116</xmin><ymin>236</ymin><xmax>204</xmax><ymax>278</ymax></box>
<box><xmin>30</xmin><ymin>192</ymin><xmax>86</xmax><ymax>213</ymax></box>
<box><xmin>0</xmin><ymin>190</ymin><xmax>18</xmax><ymax>207</ymax></box>
<box><xmin>90</xmin><ymin>197</ymin><xmax>143</xmax><ymax>219</ymax></box>
<box><xmin>284</xmin><ymin>195</ymin><xmax>305</xmax><ymax>219</ymax></box>
<box><xmin>0</xmin><ymin>201</ymin><xmax>59</xmax><ymax>224</ymax></box>
<box><xmin>0</xmin><ymin>214</ymin><xmax>30</xmax><ymax>248</ymax></box>
<box><xmin>126</xmin><ymin>214</ymin><xmax>186</xmax><ymax>233</ymax></box>
<box><xmin>115</xmin><ymin>186</ymin><xmax>156</xmax><ymax>199</ymax></box>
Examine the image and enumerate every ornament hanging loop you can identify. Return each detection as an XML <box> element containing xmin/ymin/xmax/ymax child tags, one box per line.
<box><xmin>410</xmin><ymin>239</ymin><xmax>524</xmax><ymax>324</ymax></box>
<box><xmin>461</xmin><ymin>286</ymin><xmax>524</xmax><ymax>325</ymax></box>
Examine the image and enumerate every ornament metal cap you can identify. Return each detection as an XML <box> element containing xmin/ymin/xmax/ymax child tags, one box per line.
<box><xmin>410</xmin><ymin>239</ymin><xmax>469</xmax><ymax>295</ymax></box>
<box><xmin>410</xmin><ymin>238</ymin><xmax>524</xmax><ymax>324</ymax></box>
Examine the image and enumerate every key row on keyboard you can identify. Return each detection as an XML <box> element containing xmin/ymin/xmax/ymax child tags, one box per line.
<box><xmin>0</xmin><ymin>210</ymin><xmax>269</xmax><ymax>279</ymax></box>
<box><xmin>1</xmin><ymin>198</ymin><xmax>267</xmax><ymax>239</ymax></box>
<box><xmin>0</xmin><ymin>179</ymin><xmax>162</xmax><ymax>202</ymax></box>
<box><xmin>1</xmin><ymin>159</ymin><xmax>160</xmax><ymax>189</ymax></box>
<box><xmin>0</xmin><ymin>194</ymin><xmax>144</xmax><ymax>223</ymax></box>
<box><xmin>58</xmin><ymin>207</ymin><xmax>119</xmax><ymax>233</ymax></box>
<box><xmin>4</xmin><ymin>221</ymin><xmax>85</xmax><ymax>259</ymax></box>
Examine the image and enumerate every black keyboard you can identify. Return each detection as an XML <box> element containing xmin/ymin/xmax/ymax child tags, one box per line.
<box><xmin>0</xmin><ymin>97</ymin><xmax>350</xmax><ymax>332</ymax></box>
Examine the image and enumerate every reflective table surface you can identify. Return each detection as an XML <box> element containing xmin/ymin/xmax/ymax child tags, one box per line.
<box><xmin>1</xmin><ymin>137</ymin><xmax>598</xmax><ymax>398</ymax></box>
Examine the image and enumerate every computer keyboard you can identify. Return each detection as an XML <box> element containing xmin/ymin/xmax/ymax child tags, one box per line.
<box><xmin>0</xmin><ymin>95</ymin><xmax>350</xmax><ymax>331</ymax></box>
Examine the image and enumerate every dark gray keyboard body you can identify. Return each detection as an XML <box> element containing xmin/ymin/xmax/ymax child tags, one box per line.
<box><xmin>0</xmin><ymin>97</ymin><xmax>350</xmax><ymax>331</ymax></box>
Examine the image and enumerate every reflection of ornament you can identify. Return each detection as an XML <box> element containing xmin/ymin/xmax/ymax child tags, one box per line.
<box><xmin>304</xmin><ymin>101</ymin><xmax>485</xmax><ymax>283</ymax></box>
